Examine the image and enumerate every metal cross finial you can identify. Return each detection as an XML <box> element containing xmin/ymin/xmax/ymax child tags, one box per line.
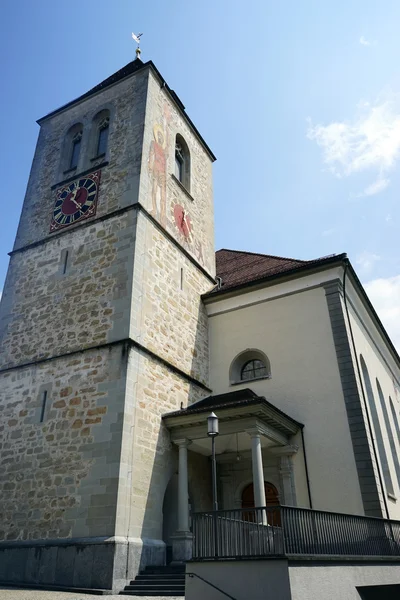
<box><xmin>132</xmin><ymin>32</ymin><xmax>143</xmax><ymax>59</ymax></box>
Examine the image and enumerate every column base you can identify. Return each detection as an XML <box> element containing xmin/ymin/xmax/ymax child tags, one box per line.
<box><xmin>170</xmin><ymin>532</ymin><xmax>193</xmax><ymax>563</ymax></box>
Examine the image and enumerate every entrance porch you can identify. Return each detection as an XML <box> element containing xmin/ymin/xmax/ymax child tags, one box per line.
<box><xmin>162</xmin><ymin>388</ymin><xmax>303</xmax><ymax>563</ymax></box>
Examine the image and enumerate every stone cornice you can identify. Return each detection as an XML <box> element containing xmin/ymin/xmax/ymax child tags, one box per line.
<box><xmin>0</xmin><ymin>337</ymin><xmax>212</xmax><ymax>393</ymax></box>
<box><xmin>9</xmin><ymin>201</ymin><xmax>216</xmax><ymax>285</ymax></box>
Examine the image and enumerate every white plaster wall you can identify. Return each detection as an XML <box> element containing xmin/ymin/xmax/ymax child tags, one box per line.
<box><xmin>347</xmin><ymin>280</ymin><xmax>400</xmax><ymax>519</ymax></box>
<box><xmin>289</xmin><ymin>562</ymin><xmax>400</xmax><ymax>600</ymax></box>
<box><xmin>207</xmin><ymin>276</ymin><xmax>364</xmax><ymax>514</ymax></box>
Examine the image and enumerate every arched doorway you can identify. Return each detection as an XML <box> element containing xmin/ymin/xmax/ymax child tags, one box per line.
<box><xmin>241</xmin><ymin>482</ymin><xmax>280</xmax><ymax>525</ymax></box>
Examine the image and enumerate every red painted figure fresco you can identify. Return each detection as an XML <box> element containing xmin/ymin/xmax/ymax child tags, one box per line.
<box><xmin>148</xmin><ymin>106</ymin><xmax>170</xmax><ymax>227</ymax></box>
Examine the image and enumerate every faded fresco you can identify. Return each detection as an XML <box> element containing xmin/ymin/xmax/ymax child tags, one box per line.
<box><xmin>147</xmin><ymin>94</ymin><xmax>213</xmax><ymax>276</ymax></box>
<box><xmin>148</xmin><ymin>105</ymin><xmax>170</xmax><ymax>227</ymax></box>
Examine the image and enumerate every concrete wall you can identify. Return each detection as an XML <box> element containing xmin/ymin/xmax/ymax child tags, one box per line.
<box><xmin>187</xmin><ymin>559</ymin><xmax>400</xmax><ymax>600</ymax></box>
<box><xmin>289</xmin><ymin>561</ymin><xmax>400</xmax><ymax>600</ymax></box>
<box><xmin>186</xmin><ymin>559</ymin><xmax>292</xmax><ymax>600</ymax></box>
<box><xmin>206</xmin><ymin>270</ymin><xmax>365</xmax><ymax>514</ymax></box>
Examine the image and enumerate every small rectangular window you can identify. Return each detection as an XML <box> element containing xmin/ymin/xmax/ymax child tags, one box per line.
<box><xmin>40</xmin><ymin>390</ymin><xmax>48</xmax><ymax>423</ymax></box>
<box><xmin>62</xmin><ymin>250</ymin><xmax>69</xmax><ymax>274</ymax></box>
<box><xmin>180</xmin><ymin>267</ymin><xmax>184</xmax><ymax>290</ymax></box>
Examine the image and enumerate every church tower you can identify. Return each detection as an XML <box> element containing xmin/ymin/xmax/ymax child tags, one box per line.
<box><xmin>0</xmin><ymin>55</ymin><xmax>215</xmax><ymax>590</ymax></box>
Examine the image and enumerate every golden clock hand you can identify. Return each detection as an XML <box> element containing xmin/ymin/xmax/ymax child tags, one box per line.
<box><xmin>70</xmin><ymin>196</ymin><xmax>82</xmax><ymax>208</ymax></box>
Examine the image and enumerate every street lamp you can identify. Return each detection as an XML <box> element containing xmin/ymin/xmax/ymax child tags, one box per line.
<box><xmin>207</xmin><ymin>412</ymin><xmax>219</xmax><ymax>511</ymax></box>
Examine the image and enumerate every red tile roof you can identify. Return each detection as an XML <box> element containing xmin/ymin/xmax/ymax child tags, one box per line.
<box><xmin>213</xmin><ymin>249</ymin><xmax>343</xmax><ymax>294</ymax></box>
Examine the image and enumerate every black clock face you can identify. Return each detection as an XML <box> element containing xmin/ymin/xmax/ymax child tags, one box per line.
<box><xmin>50</xmin><ymin>170</ymin><xmax>101</xmax><ymax>231</ymax></box>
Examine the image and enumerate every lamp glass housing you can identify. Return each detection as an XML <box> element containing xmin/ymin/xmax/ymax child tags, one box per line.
<box><xmin>207</xmin><ymin>412</ymin><xmax>219</xmax><ymax>437</ymax></box>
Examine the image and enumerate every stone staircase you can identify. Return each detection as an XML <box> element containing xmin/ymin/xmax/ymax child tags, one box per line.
<box><xmin>120</xmin><ymin>564</ymin><xmax>185</xmax><ymax>597</ymax></box>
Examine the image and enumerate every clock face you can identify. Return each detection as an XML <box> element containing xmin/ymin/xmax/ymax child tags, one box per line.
<box><xmin>173</xmin><ymin>204</ymin><xmax>192</xmax><ymax>239</ymax></box>
<box><xmin>50</xmin><ymin>170</ymin><xmax>101</xmax><ymax>232</ymax></box>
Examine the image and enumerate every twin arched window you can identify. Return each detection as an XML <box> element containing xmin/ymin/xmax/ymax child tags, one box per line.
<box><xmin>175</xmin><ymin>134</ymin><xmax>190</xmax><ymax>191</ymax></box>
<box><xmin>230</xmin><ymin>350</ymin><xmax>271</xmax><ymax>384</ymax></box>
<box><xmin>65</xmin><ymin>123</ymin><xmax>83</xmax><ymax>171</ymax></box>
<box><xmin>63</xmin><ymin>109</ymin><xmax>111</xmax><ymax>174</ymax></box>
<box><xmin>93</xmin><ymin>111</ymin><xmax>110</xmax><ymax>158</ymax></box>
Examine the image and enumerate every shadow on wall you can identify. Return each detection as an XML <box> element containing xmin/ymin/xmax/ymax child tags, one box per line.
<box><xmin>357</xmin><ymin>584</ymin><xmax>400</xmax><ymax>600</ymax></box>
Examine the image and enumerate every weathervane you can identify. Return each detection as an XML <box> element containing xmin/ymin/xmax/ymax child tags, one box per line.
<box><xmin>132</xmin><ymin>32</ymin><xmax>143</xmax><ymax>59</ymax></box>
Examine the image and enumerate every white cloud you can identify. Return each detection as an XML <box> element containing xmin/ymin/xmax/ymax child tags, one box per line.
<box><xmin>307</xmin><ymin>91</ymin><xmax>400</xmax><ymax>194</ymax></box>
<box><xmin>365</xmin><ymin>275</ymin><xmax>400</xmax><ymax>353</ymax></box>
<box><xmin>359</xmin><ymin>36</ymin><xmax>377</xmax><ymax>47</ymax></box>
<box><xmin>356</xmin><ymin>251</ymin><xmax>381</xmax><ymax>274</ymax></box>
<box><xmin>356</xmin><ymin>177</ymin><xmax>390</xmax><ymax>198</ymax></box>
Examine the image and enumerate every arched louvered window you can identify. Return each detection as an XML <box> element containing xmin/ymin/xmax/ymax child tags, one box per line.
<box><xmin>91</xmin><ymin>109</ymin><xmax>110</xmax><ymax>159</ymax></box>
<box><xmin>175</xmin><ymin>134</ymin><xmax>191</xmax><ymax>191</ymax></box>
<box><xmin>376</xmin><ymin>380</ymin><xmax>400</xmax><ymax>489</ymax></box>
<box><xmin>65</xmin><ymin>123</ymin><xmax>83</xmax><ymax>171</ymax></box>
<box><xmin>360</xmin><ymin>355</ymin><xmax>394</xmax><ymax>495</ymax></box>
<box><xmin>96</xmin><ymin>115</ymin><xmax>109</xmax><ymax>156</ymax></box>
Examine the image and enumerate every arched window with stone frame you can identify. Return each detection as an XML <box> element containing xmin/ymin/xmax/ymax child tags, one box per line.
<box><xmin>175</xmin><ymin>134</ymin><xmax>191</xmax><ymax>191</ymax></box>
<box><xmin>91</xmin><ymin>109</ymin><xmax>111</xmax><ymax>160</ymax></box>
<box><xmin>63</xmin><ymin>123</ymin><xmax>83</xmax><ymax>172</ymax></box>
<box><xmin>229</xmin><ymin>349</ymin><xmax>271</xmax><ymax>385</ymax></box>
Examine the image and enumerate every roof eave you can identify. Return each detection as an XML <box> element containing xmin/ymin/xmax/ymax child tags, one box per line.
<box><xmin>345</xmin><ymin>260</ymin><xmax>400</xmax><ymax>369</ymax></box>
<box><xmin>203</xmin><ymin>253</ymin><xmax>348</xmax><ymax>302</ymax></box>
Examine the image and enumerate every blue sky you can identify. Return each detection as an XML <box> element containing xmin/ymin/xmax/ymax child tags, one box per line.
<box><xmin>1</xmin><ymin>0</ymin><xmax>399</xmax><ymax>349</ymax></box>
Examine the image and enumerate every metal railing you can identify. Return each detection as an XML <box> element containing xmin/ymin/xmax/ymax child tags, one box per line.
<box><xmin>192</xmin><ymin>505</ymin><xmax>400</xmax><ymax>560</ymax></box>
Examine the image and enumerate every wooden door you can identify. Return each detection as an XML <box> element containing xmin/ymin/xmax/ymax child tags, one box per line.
<box><xmin>241</xmin><ymin>482</ymin><xmax>281</xmax><ymax>525</ymax></box>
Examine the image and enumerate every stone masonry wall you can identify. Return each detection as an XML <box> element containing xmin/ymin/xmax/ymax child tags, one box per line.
<box><xmin>13</xmin><ymin>68</ymin><xmax>148</xmax><ymax>251</ymax></box>
<box><xmin>139</xmin><ymin>70</ymin><xmax>215</xmax><ymax>277</ymax></box>
<box><xmin>0</xmin><ymin>210</ymin><xmax>136</xmax><ymax>370</ymax></box>
<box><xmin>130</xmin><ymin>212</ymin><xmax>212</xmax><ymax>385</ymax></box>
<box><xmin>115</xmin><ymin>347</ymin><xmax>207</xmax><ymax>541</ymax></box>
<box><xmin>0</xmin><ymin>343</ymin><xmax>127</xmax><ymax>541</ymax></box>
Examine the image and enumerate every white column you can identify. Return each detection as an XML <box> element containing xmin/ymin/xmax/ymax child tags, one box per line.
<box><xmin>176</xmin><ymin>439</ymin><xmax>191</xmax><ymax>532</ymax></box>
<box><xmin>250</xmin><ymin>431</ymin><xmax>266</xmax><ymax>508</ymax></box>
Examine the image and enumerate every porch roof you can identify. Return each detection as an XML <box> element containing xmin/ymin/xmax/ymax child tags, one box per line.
<box><xmin>162</xmin><ymin>388</ymin><xmax>303</xmax><ymax>440</ymax></box>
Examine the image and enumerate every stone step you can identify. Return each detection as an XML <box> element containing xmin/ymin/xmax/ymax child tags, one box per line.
<box><xmin>124</xmin><ymin>584</ymin><xmax>185</xmax><ymax>591</ymax></box>
<box><xmin>143</xmin><ymin>566</ymin><xmax>185</xmax><ymax>574</ymax></box>
<box><xmin>120</xmin><ymin>593</ymin><xmax>184</xmax><ymax>597</ymax></box>
<box><xmin>131</xmin><ymin>574</ymin><xmax>185</xmax><ymax>585</ymax></box>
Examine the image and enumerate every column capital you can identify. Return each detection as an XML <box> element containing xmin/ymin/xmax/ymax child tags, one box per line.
<box><xmin>245</xmin><ymin>425</ymin><xmax>263</xmax><ymax>439</ymax></box>
<box><xmin>270</xmin><ymin>444</ymin><xmax>299</xmax><ymax>456</ymax></box>
<box><xmin>173</xmin><ymin>438</ymin><xmax>192</xmax><ymax>448</ymax></box>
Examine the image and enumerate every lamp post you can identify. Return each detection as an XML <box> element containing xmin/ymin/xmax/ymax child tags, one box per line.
<box><xmin>207</xmin><ymin>412</ymin><xmax>219</xmax><ymax>511</ymax></box>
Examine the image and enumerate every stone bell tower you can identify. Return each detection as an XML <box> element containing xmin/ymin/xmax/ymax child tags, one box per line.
<box><xmin>0</xmin><ymin>55</ymin><xmax>215</xmax><ymax>591</ymax></box>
